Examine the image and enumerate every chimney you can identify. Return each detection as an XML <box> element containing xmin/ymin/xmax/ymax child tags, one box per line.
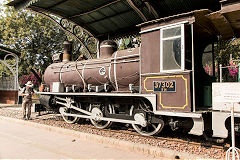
<box><xmin>62</xmin><ymin>41</ymin><xmax>72</xmax><ymax>62</ymax></box>
<box><xmin>100</xmin><ymin>40</ymin><xmax>117</xmax><ymax>58</ymax></box>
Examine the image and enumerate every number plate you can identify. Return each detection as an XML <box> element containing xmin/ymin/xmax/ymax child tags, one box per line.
<box><xmin>153</xmin><ymin>81</ymin><xmax>176</xmax><ymax>92</ymax></box>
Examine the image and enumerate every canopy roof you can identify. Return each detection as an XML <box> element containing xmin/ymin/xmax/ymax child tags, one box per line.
<box><xmin>0</xmin><ymin>46</ymin><xmax>20</xmax><ymax>59</ymax></box>
<box><xmin>8</xmin><ymin>0</ymin><xmax>222</xmax><ymax>40</ymax></box>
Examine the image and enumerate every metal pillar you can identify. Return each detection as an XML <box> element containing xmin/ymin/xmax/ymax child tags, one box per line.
<box><xmin>238</xmin><ymin>63</ymin><xmax>240</xmax><ymax>82</ymax></box>
<box><xmin>220</xmin><ymin>64</ymin><xmax>222</xmax><ymax>83</ymax></box>
<box><xmin>226</xmin><ymin>104</ymin><xmax>240</xmax><ymax>160</ymax></box>
<box><xmin>97</xmin><ymin>40</ymin><xmax>100</xmax><ymax>59</ymax></box>
<box><xmin>212</xmin><ymin>43</ymin><xmax>215</xmax><ymax>77</ymax></box>
<box><xmin>191</xmin><ymin>23</ymin><xmax>196</xmax><ymax>112</ymax></box>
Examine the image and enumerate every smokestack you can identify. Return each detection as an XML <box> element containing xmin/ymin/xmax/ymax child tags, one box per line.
<box><xmin>100</xmin><ymin>40</ymin><xmax>117</xmax><ymax>58</ymax></box>
<box><xmin>63</xmin><ymin>41</ymin><xmax>72</xmax><ymax>62</ymax></box>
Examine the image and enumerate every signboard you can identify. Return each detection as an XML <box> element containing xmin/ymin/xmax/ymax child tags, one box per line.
<box><xmin>212</xmin><ymin>83</ymin><xmax>240</xmax><ymax>112</ymax></box>
<box><xmin>153</xmin><ymin>81</ymin><xmax>176</xmax><ymax>92</ymax></box>
<box><xmin>213</xmin><ymin>83</ymin><xmax>240</xmax><ymax>102</ymax></box>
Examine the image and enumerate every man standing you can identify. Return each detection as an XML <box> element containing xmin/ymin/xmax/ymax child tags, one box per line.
<box><xmin>21</xmin><ymin>81</ymin><xmax>34</xmax><ymax>120</ymax></box>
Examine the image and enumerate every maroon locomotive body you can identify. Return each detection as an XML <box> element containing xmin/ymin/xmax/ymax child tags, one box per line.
<box><xmin>9</xmin><ymin>0</ymin><xmax>239</xmax><ymax>139</ymax></box>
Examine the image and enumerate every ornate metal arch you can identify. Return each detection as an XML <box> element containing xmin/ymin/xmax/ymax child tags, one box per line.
<box><xmin>0</xmin><ymin>51</ymin><xmax>19</xmax><ymax>90</ymax></box>
<box><xmin>30</xmin><ymin>10</ymin><xmax>99</xmax><ymax>60</ymax></box>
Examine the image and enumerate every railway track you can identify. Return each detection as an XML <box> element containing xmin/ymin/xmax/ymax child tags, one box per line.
<box><xmin>78</xmin><ymin>121</ymin><xmax>228</xmax><ymax>150</ymax></box>
<box><xmin>47</xmin><ymin>113</ymin><xmax>228</xmax><ymax>150</ymax></box>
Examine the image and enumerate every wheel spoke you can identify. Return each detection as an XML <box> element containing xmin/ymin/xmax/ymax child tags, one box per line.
<box><xmin>89</xmin><ymin>104</ymin><xmax>112</xmax><ymax>129</ymax></box>
<box><xmin>151</xmin><ymin>124</ymin><xmax>157</xmax><ymax>130</ymax></box>
<box><xmin>61</xmin><ymin>107</ymin><xmax>80</xmax><ymax>124</ymax></box>
<box><xmin>132</xmin><ymin>122</ymin><xmax>163</xmax><ymax>136</ymax></box>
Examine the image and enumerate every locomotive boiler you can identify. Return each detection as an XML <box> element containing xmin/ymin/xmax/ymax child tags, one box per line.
<box><xmin>44</xmin><ymin>40</ymin><xmax>140</xmax><ymax>92</ymax></box>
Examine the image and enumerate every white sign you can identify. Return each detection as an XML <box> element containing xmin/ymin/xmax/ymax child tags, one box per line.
<box><xmin>212</xmin><ymin>83</ymin><xmax>240</xmax><ymax>112</ymax></box>
<box><xmin>213</xmin><ymin>83</ymin><xmax>240</xmax><ymax>102</ymax></box>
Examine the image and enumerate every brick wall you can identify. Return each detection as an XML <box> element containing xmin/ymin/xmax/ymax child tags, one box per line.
<box><xmin>0</xmin><ymin>90</ymin><xmax>18</xmax><ymax>104</ymax></box>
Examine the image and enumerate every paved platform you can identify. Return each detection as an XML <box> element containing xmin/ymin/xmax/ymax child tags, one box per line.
<box><xmin>0</xmin><ymin>119</ymin><xmax>160</xmax><ymax>159</ymax></box>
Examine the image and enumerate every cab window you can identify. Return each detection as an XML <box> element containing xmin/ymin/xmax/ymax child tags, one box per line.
<box><xmin>160</xmin><ymin>24</ymin><xmax>185</xmax><ymax>72</ymax></box>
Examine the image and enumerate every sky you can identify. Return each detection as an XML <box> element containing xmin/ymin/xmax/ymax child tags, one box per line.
<box><xmin>0</xmin><ymin>0</ymin><xmax>7</xmax><ymax>16</ymax></box>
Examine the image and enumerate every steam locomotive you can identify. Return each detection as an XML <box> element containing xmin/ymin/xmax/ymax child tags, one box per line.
<box><xmin>39</xmin><ymin>4</ymin><xmax>240</xmax><ymax>139</ymax></box>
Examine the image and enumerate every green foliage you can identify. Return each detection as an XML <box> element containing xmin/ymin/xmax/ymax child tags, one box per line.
<box><xmin>215</xmin><ymin>38</ymin><xmax>240</xmax><ymax>66</ymax></box>
<box><xmin>0</xmin><ymin>59</ymin><xmax>16</xmax><ymax>77</ymax></box>
<box><xmin>0</xmin><ymin>63</ymin><xmax>7</xmax><ymax>77</ymax></box>
<box><xmin>0</xmin><ymin>2</ymin><xmax>66</xmax><ymax>77</ymax></box>
<box><xmin>214</xmin><ymin>38</ymin><xmax>240</xmax><ymax>81</ymax></box>
<box><xmin>118</xmin><ymin>36</ymin><xmax>141</xmax><ymax>50</ymax></box>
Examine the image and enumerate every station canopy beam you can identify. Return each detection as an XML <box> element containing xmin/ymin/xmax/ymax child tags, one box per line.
<box><xmin>8</xmin><ymin>0</ymin><xmax>223</xmax><ymax>41</ymax></box>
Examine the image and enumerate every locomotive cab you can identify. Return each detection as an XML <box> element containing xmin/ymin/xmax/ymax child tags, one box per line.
<box><xmin>139</xmin><ymin>11</ymin><xmax>217</xmax><ymax>113</ymax></box>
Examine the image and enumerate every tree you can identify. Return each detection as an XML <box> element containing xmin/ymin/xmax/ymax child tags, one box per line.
<box><xmin>0</xmin><ymin>2</ymin><xmax>66</xmax><ymax>81</ymax></box>
<box><xmin>0</xmin><ymin>1</ymin><xmax>99</xmax><ymax>86</ymax></box>
<box><xmin>214</xmin><ymin>38</ymin><xmax>240</xmax><ymax>81</ymax></box>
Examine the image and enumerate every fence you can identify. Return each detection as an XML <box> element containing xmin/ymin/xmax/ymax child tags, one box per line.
<box><xmin>0</xmin><ymin>76</ymin><xmax>16</xmax><ymax>90</ymax></box>
<box><xmin>219</xmin><ymin>63</ymin><xmax>240</xmax><ymax>83</ymax></box>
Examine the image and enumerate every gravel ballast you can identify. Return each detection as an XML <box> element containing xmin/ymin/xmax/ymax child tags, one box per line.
<box><xmin>0</xmin><ymin>104</ymin><xmax>230</xmax><ymax>159</ymax></box>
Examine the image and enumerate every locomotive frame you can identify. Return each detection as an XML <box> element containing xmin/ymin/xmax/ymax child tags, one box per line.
<box><xmin>8</xmin><ymin>0</ymin><xmax>240</xmax><ymax>139</ymax></box>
